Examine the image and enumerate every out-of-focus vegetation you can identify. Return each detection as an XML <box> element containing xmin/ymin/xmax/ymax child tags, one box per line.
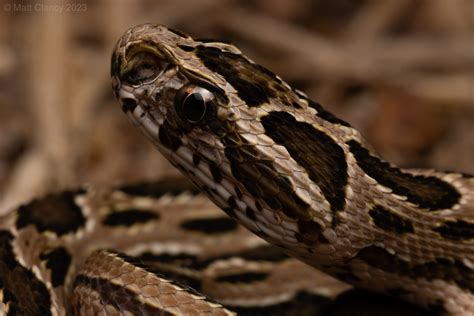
<box><xmin>0</xmin><ymin>0</ymin><xmax>472</xmax><ymax>212</ymax></box>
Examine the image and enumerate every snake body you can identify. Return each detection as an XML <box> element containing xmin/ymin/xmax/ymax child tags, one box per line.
<box><xmin>0</xmin><ymin>23</ymin><xmax>473</xmax><ymax>315</ymax></box>
<box><xmin>1</xmin><ymin>179</ymin><xmax>348</xmax><ymax>315</ymax></box>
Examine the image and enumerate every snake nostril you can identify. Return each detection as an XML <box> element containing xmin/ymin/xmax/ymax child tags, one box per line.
<box><xmin>121</xmin><ymin>98</ymin><xmax>138</xmax><ymax>113</ymax></box>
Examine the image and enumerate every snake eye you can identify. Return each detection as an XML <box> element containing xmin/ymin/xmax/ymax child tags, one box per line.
<box><xmin>176</xmin><ymin>85</ymin><xmax>214</xmax><ymax>123</ymax></box>
<box><xmin>122</xmin><ymin>52</ymin><xmax>167</xmax><ymax>85</ymax></box>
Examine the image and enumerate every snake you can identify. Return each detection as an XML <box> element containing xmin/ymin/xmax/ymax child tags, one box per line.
<box><xmin>0</xmin><ymin>23</ymin><xmax>473</xmax><ymax>315</ymax></box>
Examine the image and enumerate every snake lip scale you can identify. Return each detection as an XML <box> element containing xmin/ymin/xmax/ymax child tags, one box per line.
<box><xmin>0</xmin><ymin>23</ymin><xmax>473</xmax><ymax>315</ymax></box>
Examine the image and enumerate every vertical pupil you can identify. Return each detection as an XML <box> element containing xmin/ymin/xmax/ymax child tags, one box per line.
<box><xmin>182</xmin><ymin>93</ymin><xmax>206</xmax><ymax>122</ymax></box>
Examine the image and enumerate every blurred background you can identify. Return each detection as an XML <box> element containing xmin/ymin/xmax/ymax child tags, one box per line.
<box><xmin>0</xmin><ymin>0</ymin><xmax>472</xmax><ymax>213</ymax></box>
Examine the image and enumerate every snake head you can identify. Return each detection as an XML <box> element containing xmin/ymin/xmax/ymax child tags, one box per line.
<box><xmin>111</xmin><ymin>24</ymin><xmax>249</xmax><ymax>160</ymax></box>
<box><xmin>110</xmin><ymin>24</ymin><xmax>322</xmax><ymax>249</ymax></box>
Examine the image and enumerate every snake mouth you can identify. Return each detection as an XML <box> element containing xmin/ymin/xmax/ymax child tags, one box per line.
<box><xmin>116</xmin><ymin>86</ymin><xmax>164</xmax><ymax>146</ymax></box>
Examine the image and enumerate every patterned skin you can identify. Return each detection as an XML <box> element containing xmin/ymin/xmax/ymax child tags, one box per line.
<box><xmin>1</xmin><ymin>179</ymin><xmax>349</xmax><ymax>315</ymax></box>
<box><xmin>111</xmin><ymin>24</ymin><xmax>474</xmax><ymax>315</ymax></box>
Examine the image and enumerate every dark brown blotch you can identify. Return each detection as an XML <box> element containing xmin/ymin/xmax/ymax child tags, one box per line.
<box><xmin>192</xmin><ymin>154</ymin><xmax>201</xmax><ymax>166</ymax></box>
<box><xmin>235</xmin><ymin>186</ymin><xmax>243</xmax><ymax>199</ymax></box>
<box><xmin>120</xmin><ymin>98</ymin><xmax>138</xmax><ymax>113</ymax></box>
<box><xmin>118</xmin><ymin>178</ymin><xmax>199</xmax><ymax>198</ymax></box>
<box><xmin>39</xmin><ymin>247</ymin><xmax>72</xmax><ymax>287</ymax></box>
<box><xmin>292</xmin><ymin>101</ymin><xmax>303</xmax><ymax>109</ymax></box>
<box><xmin>159</xmin><ymin>121</ymin><xmax>183</xmax><ymax>151</ymax></box>
<box><xmin>369</xmin><ymin>205</ymin><xmax>415</xmax><ymax>234</ymax></box>
<box><xmin>208</xmin><ymin>161</ymin><xmax>223</xmax><ymax>183</ymax></box>
<box><xmin>221</xmin><ymin>196</ymin><xmax>239</xmax><ymax>218</ymax></box>
<box><xmin>167</xmin><ymin>245</ymin><xmax>288</xmax><ymax>272</ymax></box>
<box><xmin>237</xmin><ymin>245</ymin><xmax>289</xmax><ymax>262</ymax></box>
<box><xmin>223</xmin><ymin>136</ymin><xmax>311</xmax><ymax>221</ymax></box>
<box><xmin>177</xmin><ymin>44</ymin><xmax>195</xmax><ymax>52</ymax></box>
<box><xmin>195</xmin><ymin>46</ymin><xmax>291</xmax><ymax>107</ymax></box>
<box><xmin>0</xmin><ymin>230</ymin><xmax>52</xmax><ymax>315</ymax></box>
<box><xmin>103</xmin><ymin>209</ymin><xmax>159</xmax><ymax>227</ymax></box>
<box><xmin>137</xmin><ymin>252</ymin><xmax>199</xmax><ymax>267</ymax></box>
<box><xmin>295</xmin><ymin>219</ymin><xmax>328</xmax><ymax>246</ymax></box>
<box><xmin>357</xmin><ymin>245</ymin><xmax>474</xmax><ymax>293</ymax></box>
<box><xmin>222</xmin><ymin>207</ymin><xmax>237</xmax><ymax>219</ymax></box>
<box><xmin>261</xmin><ymin>111</ymin><xmax>348</xmax><ymax>218</ymax></box>
<box><xmin>433</xmin><ymin>220</ymin><xmax>474</xmax><ymax>241</ymax></box>
<box><xmin>245</xmin><ymin>206</ymin><xmax>257</xmax><ymax>221</ymax></box>
<box><xmin>215</xmin><ymin>272</ymin><xmax>269</xmax><ymax>284</ymax></box>
<box><xmin>16</xmin><ymin>189</ymin><xmax>86</xmax><ymax>236</ymax></box>
<box><xmin>327</xmin><ymin>289</ymin><xmax>434</xmax><ymax>316</ymax></box>
<box><xmin>180</xmin><ymin>216</ymin><xmax>238</xmax><ymax>234</ymax></box>
<box><xmin>227</xmin><ymin>196</ymin><xmax>237</xmax><ymax>209</ymax></box>
<box><xmin>348</xmin><ymin>140</ymin><xmax>461</xmax><ymax>211</ymax></box>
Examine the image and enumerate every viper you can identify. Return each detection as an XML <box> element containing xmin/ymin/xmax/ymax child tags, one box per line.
<box><xmin>0</xmin><ymin>23</ymin><xmax>473</xmax><ymax>315</ymax></box>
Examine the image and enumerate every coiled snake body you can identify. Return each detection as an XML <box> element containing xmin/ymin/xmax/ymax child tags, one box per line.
<box><xmin>1</xmin><ymin>24</ymin><xmax>473</xmax><ymax>315</ymax></box>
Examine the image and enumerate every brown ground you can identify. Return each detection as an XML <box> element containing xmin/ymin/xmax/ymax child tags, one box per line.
<box><xmin>0</xmin><ymin>0</ymin><xmax>473</xmax><ymax>212</ymax></box>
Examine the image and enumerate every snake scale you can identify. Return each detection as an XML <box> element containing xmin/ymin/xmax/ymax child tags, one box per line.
<box><xmin>0</xmin><ymin>23</ymin><xmax>473</xmax><ymax>315</ymax></box>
